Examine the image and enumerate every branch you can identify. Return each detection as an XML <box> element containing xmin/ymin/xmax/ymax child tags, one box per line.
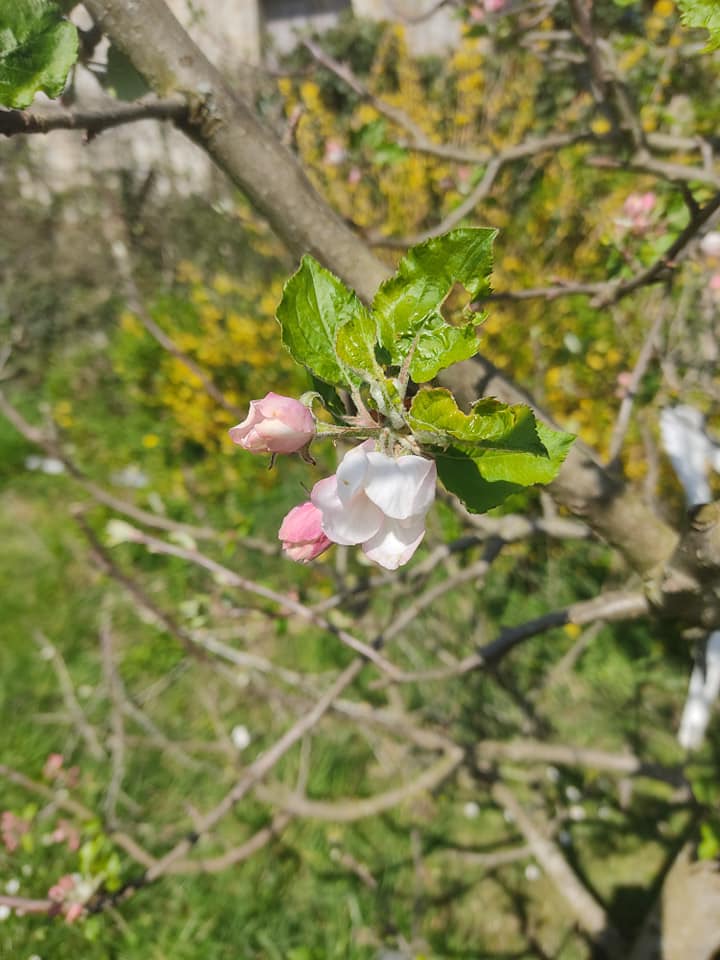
<box><xmin>34</xmin><ymin>631</ymin><xmax>106</xmax><ymax>761</ymax></box>
<box><xmin>255</xmin><ymin>742</ymin><xmax>462</xmax><ymax>822</ymax></box>
<box><xmin>390</xmin><ymin>589</ymin><xmax>649</xmax><ymax>684</ymax></box>
<box><xmin>478</xmin><ymin>739</ymin><xmax>686</xmax><ymax>788</ymax></box>
<box><xmin>0</xmin><ymin>96</ymin><xmax>187</xmax><ymax>139</ymax></box>
<box><xmin>0</xmin><ymin>389</ymin><xmax>256</xmax><ymax>546</ymax></box>
<box><xmin>143</xmin><ymin>657</ymin><xmax>364</xmax><ymax>881</ymax></box>
<box><xmin>606</xmin><ymin>293</ymin><xmax>665</xmax><ymax>466</ymax></box>
<box><xmin>491</xmin><ymin>780</ymin><xmax>626</xmax><ymax>956</ymax></box>
<box><xmin>0</xmin><ymin>763</ymin><xmax>156</xmax><ymax>870</ymax></box>
<box><xmin>100</xmin><ymin>610</ymin><xmax>127</xmax><ymax>828</ymax></box>
<box><xmin>302</xmin><ymin>37</ymin><xmax>587</xmax><ymax>171</ymax></box>
<box><xmin>109</xmin><ymin>522</ymin><xmax>405</xmax><ymax>679</ymax></box>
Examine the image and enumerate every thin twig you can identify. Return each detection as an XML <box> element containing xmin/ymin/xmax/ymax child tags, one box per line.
<box><xmin>478</xmin><ymin>739</ymin><xmax>687</xmax><ymax>788</ymax></box>
<box><xmin>34</xmin><ymin>632</ymin><xmax>105</xmax><ymax>761</ymax></box>
<box><xmin>100</xmin><ymin>609</ymin><xmax>127</xmax><ymax>827</ymax></box>
<box><xmin>607</xmin><ymin>297</ymin><xmax>665</xmax><ymax>466</ymax></box>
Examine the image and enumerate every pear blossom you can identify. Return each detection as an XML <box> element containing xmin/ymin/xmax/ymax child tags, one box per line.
<box><xmin>229</xmin><ymin>393</ymin><xmax>315</xmax><ymax>455</ymax></box>
<box><xmin>278</xmin><ymin>501</ymin><xmax>332</xmax><ymax>562</ymax></box>
<box><xmin>311</xmin><ymin>441</ymin><xmax>437</xmax><ymax>570</ymax></box>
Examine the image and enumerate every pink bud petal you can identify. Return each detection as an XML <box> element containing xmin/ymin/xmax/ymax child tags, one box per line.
<box><xmin>229</xmin><ymin>393</ymin><xmax>315</xmax><ymax>455</ymax></box>
<box><xmin>278</xmin><ymin>501</ymin><xmax>332</xmax><ymax>562</ymax></box>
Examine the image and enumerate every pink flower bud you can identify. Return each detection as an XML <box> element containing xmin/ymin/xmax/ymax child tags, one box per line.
<box><xmin>229</xmin><ymin>393</ymin><xmax>315</xmax><ymax>455</ymax></box>
<box><xmin>65</xmin><ymin>903</ymin><xmax>84</xmax><ymax>924</ymax></box>
<box><xmin>278</xmin><ymin>501</ymin><xmax>332</xmax><ymax>563</ymax></box>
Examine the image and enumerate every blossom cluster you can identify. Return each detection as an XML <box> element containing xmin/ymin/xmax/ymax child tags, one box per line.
<box><xmin>229</xmin><ymin>393</ymin><xmax>437</xmax><ymax>570</ymax></box>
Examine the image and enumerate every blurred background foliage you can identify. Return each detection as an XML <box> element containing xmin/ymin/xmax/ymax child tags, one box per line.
<box><xmin>1</xmin><ymin>1</ymin><xmax>720</xmax><ymax>958</ymax></box>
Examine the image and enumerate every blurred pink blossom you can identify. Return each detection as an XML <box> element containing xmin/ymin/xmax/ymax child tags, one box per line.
<box><xmin>48</xmin><ymin>874</ymin><xmax>76</xmax><ymax>902</ymax></box>
<box><xmin>1</xmin><ymin>812</ymin><xmax>30</xmax><ymax>853</ymax></box>
<box><xmin>621</xmin><ymin>191</ymin><xmax>657</xmax><ymax>234</ymax></box>
<box><xmin>51</xmin><ymin>820</ymin><xmax>81</xmax><ymax>852</ymax></box>
<box><xmin>709</xmin><ymin>273</ymin><xmax>720</xmax><ymax>301</ymax></box>
<box><xmin>323</xmin><ymin>138</ymin><xmax>346</xmax><ymax>166</ymax></box>
<box><xmin>43</xmin><ymin>753</ymin><xmax>64</xmax><ymax>780</ymax></box>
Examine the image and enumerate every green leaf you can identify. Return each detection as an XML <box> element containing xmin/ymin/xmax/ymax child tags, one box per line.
<box><xmin>277</xmin><ymin>255</ymin><xmax>370</xmax><ymax>388</ymax></box>
<box><xmin>103</xmin><ymin>43</ymin><xmax>150</xmax><ymax>101</ymax></box>
<box><xmin>698</xmin><ymin>820</ymin><xmax>720</xmax><ymax>860</ymax></box>
<box><xmin>309</xmin><ymin>375</ymin><xmax>346</xmax><ymax>421</ymax></box>
<box><xmin>0</xmin><ymin>0</ymin><xmax>78</xmax><ymax>109</ymax></box>
<box><xmin>677</xmin><ymin>0</ymin><xmax>720</xmax><ymax>49</ymax></box>
<box><xmin>335</xmin><ymin>306</ymin><xmax>383</xmax><ymax>380</ymax></box>
<box><xmin>405</xmin><ymin>311</ymin><xmax>484</xmax><ymax>383</ymax></box>
<box><xmin>436</xmin><ymin>448</ymin><xmax>527</xmax><ymax>513</ymax></box>
<box><xmin>409</xmin><ymin>388</ymin><xmax>574</xmax><ymax>512</ymax></box>
<box><xmin>408</xmin><ymin>388</ymin><xmax>547</xmax><ymax>455</ymax></box>
<box><xmin>372</xmin><ymin>227</ymin><xmax>495</xmax><ymax>378</ymax></box>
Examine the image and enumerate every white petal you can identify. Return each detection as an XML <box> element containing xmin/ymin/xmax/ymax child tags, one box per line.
<box><xmin>660</xmin><ymin>405</ymin><xmax>712</xmax><ymax>506</ymax></box>
<box><xmin>364</xmin><ymin>453</ymin><xmax>436</xmax><ymax>519</ymax></box>
<box><xmin>361</xmin><ymin>515</ymin><xmax>426</xmax><ymax>570</ymax></box>
<box><xmin>335</xmin><ymin>443</ymin><xmax>371</xmax><ymax>506</ymax></box>
<box><xmin>311</xmin><ymin>476</ymin><xmax>383</xmax><ymax>546</ymax></box>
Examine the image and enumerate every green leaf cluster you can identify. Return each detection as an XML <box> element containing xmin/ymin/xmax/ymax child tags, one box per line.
<box><xmin>277</xmin><ymin>227</ymin><xmax>495</xmax><ymax>390</ymax></box>
<box><xmin>276</xmin><ymin>228</ymin><xmax>574</xmax><ymax>513</ymax></box>
<box><xmin>0</xmin><ymin>0</ymin><xmax>78</xmax><ymax>108</ymax></box>
<box><xmin>677</xmin><ymin>0</ymin><xmax>720</xmax><ymax>49</ymax></box>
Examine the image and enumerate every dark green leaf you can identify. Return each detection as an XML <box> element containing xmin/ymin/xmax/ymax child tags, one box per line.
<box><xmin>436</xmin><ymin>448</ymin><xmax>525</xmax><ymax>513</ymax></box>
<box><xmin>409</xmin><ymin>388</ymin><xmax>574</xmax><ymax>511</ymax></box>
<box><xmin>0</xmin><ymin>0</ymin><xmax>78</xmax><ymax>109</ymax></box>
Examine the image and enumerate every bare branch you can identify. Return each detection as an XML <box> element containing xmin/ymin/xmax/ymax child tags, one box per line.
<box><xmin>607</xmin><ymin>293</ymin><xmax>665</xmax><ymax>466</ymax></box>
<box><xmin>0</xmin><ymin>96</ymin><xmax>187</xmax><ymax>139</ymax></box>
<box><xmin>34</xmin><ymin>632</ymin><xmax>105</xmax><ymax>761</ymax></box>
<box><xmin>144</xmin><ymin>656</ymin><xmax>364</xmax><ymax>881</ymax></box>
<box><xmin>491</xmin><ymin>780</ymin><xmax>626</xmax><ymax>956</ymax></box>
<box><xmin>100</xmin><ymin>610</ymin><xmax>127</xmax><ymax>827</ymax></box>
<box><xmin>255</xmin><ymin>741</ymin><xmax>462</xmax><ymax>822</ymax></box>
<box><xmin>478</xmin><ymin>739</ymin><xmax>687</xmax><ymax>788</ymax></box>
<box><xmin>108</xmin><ymin>522</ymin><xmax>405</xmax><ymax>679</ymax></box>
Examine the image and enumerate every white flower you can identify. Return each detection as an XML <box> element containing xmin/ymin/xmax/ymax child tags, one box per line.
<box><xmin>311</xmin><ymin>441</ymin><xmax>437</xmax><ymax>570</ymax></box>
<box><xmin>230</xmin><ymin>725</ymin><xmax>252</xmax><ymax>751</ymax></box>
